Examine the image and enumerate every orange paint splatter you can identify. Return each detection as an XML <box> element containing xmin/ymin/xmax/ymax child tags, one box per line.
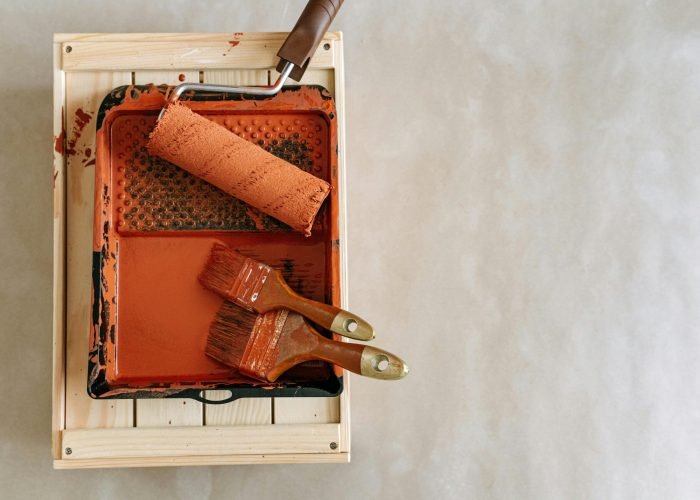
<box><xmin>55</xmin><ymin>106</ymin><xmax>66</xmax><ymax>155</ymax></box>
<box><xmin>75</xmin><ymin>108</ymin><xmax>91</xmax><ymax>124</ymax></box>
<box><xmin>66</xmin><ymin>107</ymin><xmax>94</xmax><ymax>157</ymax></box>
<box><xmin>227</xmin><ymin>32</ymin><xmax>243</xmax><ymax>52</ymax></box>
<box><xmin>54</xmin><ymin>130</ymin><xmax>65</xmax><ymax>154</ymax></box>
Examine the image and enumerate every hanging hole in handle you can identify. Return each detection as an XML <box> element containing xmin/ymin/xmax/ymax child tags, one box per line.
<box><xmin>343</xmin><ymin>319</ymin><xmax>358</xmax><ymax>333</ymax></box>
<box><xmin>190</xmin><ymin>390</ymin><xmax>238</xmax><ymax>405</ymax></box>
<box><xmin>371</xmin><ymin>354</ymin><xmax>390</xmax><ymax>372</ymax></box>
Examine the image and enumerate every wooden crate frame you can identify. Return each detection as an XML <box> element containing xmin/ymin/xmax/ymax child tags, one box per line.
<box><xmin>53</xmin><ymin>33</ymin><xmax>350</xmax><ymax>469</ymax></box>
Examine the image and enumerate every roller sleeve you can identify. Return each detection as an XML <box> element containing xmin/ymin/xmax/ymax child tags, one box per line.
<box><xmin>147</xmin><ymin>104</ymin><xmax>330</xmax><ymax>236</ymax></box>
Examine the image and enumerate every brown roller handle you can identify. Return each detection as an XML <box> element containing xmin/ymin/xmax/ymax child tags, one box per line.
<box><xmin>310</xmin><ymin>337</ymin><xmax>409</xmax><ymax>380</ymax></box>
<box><xmin>277</xmin><ymin>0</ymin><xmax>344</xmax><ymax>81</ymax></box>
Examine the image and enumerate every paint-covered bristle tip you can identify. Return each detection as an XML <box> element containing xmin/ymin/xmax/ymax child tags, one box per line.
<box><xmin>199</xmin><ymin>243</ymin><xmax>248</xmax><ymax>298</ymax></box>
<box><xmin>205</xmin><ymin>302</ymin><xmax>258</xmax><ymax>368</ymax></box>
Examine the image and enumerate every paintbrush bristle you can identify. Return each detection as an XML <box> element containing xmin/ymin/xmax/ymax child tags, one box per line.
<box><xmin>206</xmin><ymin>301</ymin><xmax>258</xmax><ymax>368</ymax></box>
<box><xmin>199</xmin><ymin>243</ymin><xmax>248</xmax><ymax>298</ymax></box>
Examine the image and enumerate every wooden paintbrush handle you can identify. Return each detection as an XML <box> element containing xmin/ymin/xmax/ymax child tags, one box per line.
<box><xmin>311</xmin><ymin>337</ymin><xmax>409</xmax><ymax>380</ymax></box>
<box><xmin>284</xmin><ymin>293</ymin><xmax>375</xmax><ymax>341</ymax></box>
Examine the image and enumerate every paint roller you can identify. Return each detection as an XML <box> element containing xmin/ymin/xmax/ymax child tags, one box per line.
<box><xmin>148</xmin><ymin>0</ymin><xmax>343</xmax><ymax>236</ymax></box>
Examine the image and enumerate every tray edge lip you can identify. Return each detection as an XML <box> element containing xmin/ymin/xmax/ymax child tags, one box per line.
<box><xmin>88</xmin><ymin>85</ymin><xmax>344</xmax><ymax>400</ymax></box>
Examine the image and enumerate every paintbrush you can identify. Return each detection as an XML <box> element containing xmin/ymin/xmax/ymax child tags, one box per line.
<box><xmin>207</xmin><ymin>302</ymin><xmax>408</xmax><ymax>382</ymax></box>
<box><xmin>199</xmin><ymin>242</ymin><xmax>374</xmax><ymax>341</ymax></box>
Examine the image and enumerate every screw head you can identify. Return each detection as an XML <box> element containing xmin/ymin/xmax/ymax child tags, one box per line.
<box><xmin>65</xmin><ymin>46</ymin><xmax>72</xmax><ymax>53</ymax></box>
<box><xmin>329</xmin><ymin>442</ymin><xmax>338</xmax><ymax>450</ymax></box>
<box><xmin>65</xmin><ymin>447</ymin><xmax>72</xmax><ymax>455</ymax></box>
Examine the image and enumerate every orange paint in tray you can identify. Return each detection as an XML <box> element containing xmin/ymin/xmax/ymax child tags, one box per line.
<box><xmin>89</xmin><ymin>85</ymin><xmax>342</xmax><ymax>402</ymax></box>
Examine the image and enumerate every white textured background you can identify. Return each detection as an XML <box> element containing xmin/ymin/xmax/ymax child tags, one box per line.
<box><xmin>2</xmin><ymin>1</ymin><xmax>700</xmax><ymax>498</ymax></box>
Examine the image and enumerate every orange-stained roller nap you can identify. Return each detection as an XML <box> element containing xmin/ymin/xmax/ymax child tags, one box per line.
<box><xmin>148</xmin><ymin>104</ymin><xmax>331</xmax><ymax>236</ymax></box>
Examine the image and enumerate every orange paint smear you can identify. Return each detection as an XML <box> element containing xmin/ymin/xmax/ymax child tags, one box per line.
<box><xmin>66</xmin><ymin>107</ymin><xmax>93</xmax><ymax>156</ymax></box>
<box><xmin>54</xmin><ymin>106</ymin><xmax>66</xmax><ymax>155</ymax></box>
<box><xmin>226</xmin><ymin>32</ymin><xmax>243</xmax><ymax>52</ymax></box>
<box><xmin>54</xmin><ymin>130</ymin><xmax>65</xmax><ymax>155</ymax></box>
<box><xmin>122</xmin><ymin>84</ymin><xmax>167</xmax><ymax>106</ymax></box>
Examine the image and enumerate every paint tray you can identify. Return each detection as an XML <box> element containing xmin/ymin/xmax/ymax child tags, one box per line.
<box><xmin>89</xmin><ymin>85</ymin><xmax>343</xmax><ymax>403</ymax></box>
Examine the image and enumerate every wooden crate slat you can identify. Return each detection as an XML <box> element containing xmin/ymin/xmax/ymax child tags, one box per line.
<box><xmin>54</xmin><ymin>452</ymin><xmax>349</xmax><ymax>469</ymax></box>
<box><xmin>331</xmin><ymin>38</ymin><xmax>351</xmax><ymax>452</ymax></box>
<box><xmin>61</xmin><ymin>424</ymin><xmax>340</xmax><ymax>460</ymax></box>
<box><xmin>297</xmin><ymin>68</ymin><xmax>336</xmax><ymax>96</ymax></box>
<box><xmin>52</xmin><ymin>42</ymin><xmax>67</xmax><ymax>459</ymax></box>
<box><xmin>62</xmin><ymin>40</ymin><xmax>335</xmax><ymax>72</ymax></box>
<box><xmin>135</xmin><ymin>399</ymin><xmax>203</xmax><ymax>427</ymax></box>
<box><xmin>274</xmin><ymin>397</ymin><xmax>341</xmax><ymax>424</ymax></box>
<box><xmin>204</xmin><ymin>397</ymin><xmax>273</xmax><ymax>426</ymax></box>
<box><xmin>203</xmin><ymin>69</ymin><xmax>269</xmax><ymax>87</ymax></box>
<box><xmin>65</xmin><ymin>71</ymin><xmax>134</xmax><ymax>430</ymax></box>
<box><xmin>54</xmin><ymin>32</ymin><xmax>342</xmax><ymax>43</ymax></box>
<box><xmin>134</xmin><ymin>69</ymin><xmax>197</xmax><ymax>87</ymax></box>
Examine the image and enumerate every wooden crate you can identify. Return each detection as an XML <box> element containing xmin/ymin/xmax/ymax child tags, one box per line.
<box><xmin>52</xmin><ymin>33</ymin><xmax>350</xmax><ymax>469</ymax></box>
